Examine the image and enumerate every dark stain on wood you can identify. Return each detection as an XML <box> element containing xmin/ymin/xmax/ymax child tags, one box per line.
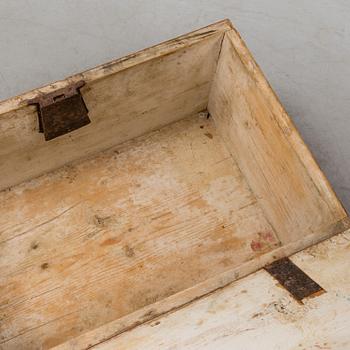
<box><xmin>94</xmin><ymin>214</ymin><xmax>113</xmax><ymax>228</ymax></box>
<box><xmin>30</xmin><ymin>241</ymin><xmax>39</xmax><ymax>250</ymax></box>
<box><xmin>265</xmin><ymin>257</ymin><xmax>324</xmax><ymax>302</ymax></box>
<box><xmin>123</xmin><ymin>245</ymin><xmax>135</xmax><ymax>258</ymax></box>
<box><xmin>41</xmin><ymin>262</ymin><xmax>49</xmax><ymax>270</ymax></box>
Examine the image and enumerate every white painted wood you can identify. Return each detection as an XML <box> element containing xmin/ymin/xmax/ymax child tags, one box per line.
<box><xmin>0</xmin><ymin>19</ymin><xmax>348</xmax><ymax>350</ymax></box>
<box><xmin>51</xmin><ymin>216</ymin><xmax>349</xmax><ymax>350</ymax></box>
<box><xmin>76</xmin><ymin>230</ymin><xmax>350</xmax><ymax>350</ymax></box>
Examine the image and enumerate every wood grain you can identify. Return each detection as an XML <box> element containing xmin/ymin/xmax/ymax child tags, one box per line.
<box><xmin>0</xmin><ymin>21</ymin><xmax>230</xmax><ymax>192</ymax></box>
<box><xmin>208</xmin><ymin>30</ymin><xmax>347</xmax><ymax>244</ymax></box>
<box><xmin>69</xmin><ymin>229</ymin><xmax>350</xmax><ymax>350</ymax></box>
<box><xmin>0</xmin><ymin>19</ymin><xmax>348</xmax><ymax>350</ymax></box>
<box><xmin>0</xmin><ymin>115</ymin><xmax>279</xmax><ymax>349</ymax></box>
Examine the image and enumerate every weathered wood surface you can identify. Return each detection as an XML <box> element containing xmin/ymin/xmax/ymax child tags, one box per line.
<box><xmin>63</xmin><ymin>229</ymin><xmax>350</xmax><ymax>350</ymax></box>
<box><xmin>208</xmin><ymin>30</ymin><xmax>347</xmax><ymax>244</ymax></box>
<box><xmin>0</xmin><ymin>19</ymin><xmax>348</xmax><ymax>350</ymax></box>
<box><xmin>0</xmin><ymin>21</ymin><xmax>230</xmax><ymax>192</ymax></box>
<box><xmin>0</xmin><ymin>115</ymin><xmax>281</xmax><ymax>349</ymax></box>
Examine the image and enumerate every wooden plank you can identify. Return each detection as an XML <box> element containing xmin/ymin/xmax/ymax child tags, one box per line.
<box><xmin>208</xmin><ymin>29</ymin><xmax>347</xmax><ymax>244</ymax></box>
<box><xmin>49</xmin><ymin>218</ymin><xmax>349</xmax><ymax>350</ymax></box>
<box><xmin>0</xmin><ymin>20</ymin><xmax>232</xmax><ymax>115</ymax></box>
<box><xmin>222</xmin><ymin>26</ymin><xmax>345</xmax><ymax>218</ymax></box>
<box><xmin>0</xmin><ymin>21</ymin><xmax>231</xmax><ymax>192</ymax></box>
<box><xmin>65</xmin><ymin>229</ymin><xmax>350</xmax><ymax>350</ymax></box>
<box><xmin>0</xmin><ymin>19</ymin><xmax>348</xmax><ymax>350</ymax></box>
<box><xmin>0</xmin><ymin>114</ymin><xmax>280</xmax><ymax>349</ymax></box>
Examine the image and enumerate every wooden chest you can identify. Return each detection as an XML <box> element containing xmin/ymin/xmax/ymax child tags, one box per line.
<box><xmin>0</xmin><ymin>19</ymin><xmax>348</xmax><ymax>349</ymax></box>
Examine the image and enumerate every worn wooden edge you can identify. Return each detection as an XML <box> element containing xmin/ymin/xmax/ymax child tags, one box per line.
<box><xmin>67</xmin><ymin>229</ymin><xmax>350</xmax><ymax>350</ymax></box>
<box><xmin>53</xmin><ymin>217</ymin><xmax>350</xmax><ymax>350</ymax></box>
<box><xmin>221</xmin><ymin>28</ymin><xmax>348</xmax><ymax>220</ymax></box>
<box><xmin>0</xmin><ymin>19</ymin><xmax>233</xmax><ymax>116</ymax></box>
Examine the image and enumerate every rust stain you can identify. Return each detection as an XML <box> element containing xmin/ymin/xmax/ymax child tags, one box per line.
<box><xmin>101</xmin><ymin>238</ymin><xmax>121</xmax><ymax>247</ymax></box>
<box><xmin>250</xmin><ymin>231</ymin><xmax>280</xmax><ymax>253</ymax></box>
<box><xmin>260</xmin><ymin>232</ymin><xmax>276</xmax><ymax>243</ymax></box>
<box><xmin>28</xmin><ymin>80</ymin><xmax>90</xmax><ymax>141</ymax></box>
<box><xmin>305</xmin><ymin>289</ymin><xmax>326</xmax><ymax>300</ymax></box>
<box><xmin>250</xmin><ymin>240</ymin><xmax>263</xmax><ymax>252</ymax></box>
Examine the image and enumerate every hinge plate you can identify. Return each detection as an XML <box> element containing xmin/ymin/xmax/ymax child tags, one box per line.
<box><xmin>28</xmin><ymin>81</ymin><xmax>91</xmax><ymax>141</ymax></box>
<box><xmin>265</xmin><ymin>257</ymin><xmax>324</xmax><ymax>302</ymax></box>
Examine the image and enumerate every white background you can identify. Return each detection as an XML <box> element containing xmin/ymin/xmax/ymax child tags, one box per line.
<box><xmin>0</xmin><ymin>1</ymin><xmax>349</xmax><ymax>210</ymax></box>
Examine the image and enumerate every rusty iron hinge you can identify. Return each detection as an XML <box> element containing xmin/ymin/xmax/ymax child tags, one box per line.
<box><xmin>28</xmin><ymin>81</ymin><xmax>91</xmax><ymax>141</ymax></box>
<box><xmin>265</xmin><ymin>257</ymin><xmax>324</xmax><ymax>302</ymax></box>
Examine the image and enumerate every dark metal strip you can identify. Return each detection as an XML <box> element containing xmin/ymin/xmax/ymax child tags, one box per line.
<box><xmin>265</xmin><ymin>257</ymin><xmax>324</xmax><ymax>302</ymax></box>
<box><xmin>28</xmin><ymin>80</ymin><xmax>90</xmax><ymax>141</ymax></box>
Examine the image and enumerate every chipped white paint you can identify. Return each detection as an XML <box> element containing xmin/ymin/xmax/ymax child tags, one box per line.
<box><xmin>0</xmin><ymin>20</ymin><xmax>348</xmax><ymax>350</ymax></box>
<box><xmin>81</xmin><ymin>230</ymin><xmax>350</xmax><ymax>350</ymax></box>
